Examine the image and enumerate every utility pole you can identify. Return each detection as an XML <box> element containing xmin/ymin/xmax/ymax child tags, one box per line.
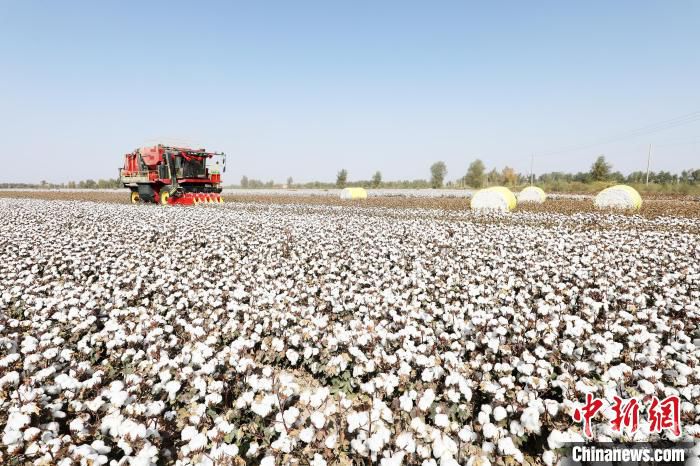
<box><xmin>529</xmin><ymin>154</ymin><xmax>534</xmax><ymax>185</ymax></box>
<box><xmin>645</xmin><ymin>144</ymin><xmax>652</xmax><ymax>185</ymax></box>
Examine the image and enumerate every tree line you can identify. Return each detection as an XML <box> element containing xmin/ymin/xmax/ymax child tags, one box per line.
<box><xmin>0</xmin><ymin>179</ymin><xmax>122</xmax><ymax>189</ymax></box>
<box><xmin>239</xmin><ymin>156</ymin><xmax>697</xmax><ymax>190</ymax></box>
<box><xmin>5</xmin><ymin>155</ymin><xmax>699</xmax><ymax>191</ymax></box>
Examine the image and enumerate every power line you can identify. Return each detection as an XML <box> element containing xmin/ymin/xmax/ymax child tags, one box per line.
<box><xmin>535</xmin><ymin>111</ymin><xmax>700</xmax><ymax>158</ymax></box>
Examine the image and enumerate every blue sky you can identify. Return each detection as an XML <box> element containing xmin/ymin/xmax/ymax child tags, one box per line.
<box><xmin>1</xmin><ymin>1</ymin><xmax>698</xmax><ymax>184</ymax></box>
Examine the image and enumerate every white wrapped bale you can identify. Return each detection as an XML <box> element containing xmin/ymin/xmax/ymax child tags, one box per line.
<box><xmin>518</xmin><ymin>186</ymin><xmax>546</xmax><ymax>203</ymax></box>
<box><xmin>470</xmin><ymin>187</ymin><xmax>517</xmax><ymax>212</ymax></box>
<box><xmin>594</xmin><ymin>185</ymin><xmax>642</xmax><ymax>210</ymax></box>
<box><xmin>340</xmin><ymin>187</ymin><xmax>368</xmax><ymax>200</ymax></box>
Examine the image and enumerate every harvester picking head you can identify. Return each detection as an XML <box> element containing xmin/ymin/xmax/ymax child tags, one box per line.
<box><xmin>167</xmin><ymin>192</ymin><xmax>224</xmax><ymax>206</ymax></box>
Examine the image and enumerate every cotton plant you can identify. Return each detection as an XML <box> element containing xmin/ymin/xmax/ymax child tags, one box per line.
<box><xmin>0</xmin><ymin>197</ymin><xmax>699</xmax><ymax>464</ymax></box>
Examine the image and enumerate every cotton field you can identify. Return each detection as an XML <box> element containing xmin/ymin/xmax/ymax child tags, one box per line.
<box><xmin>1</xmin><ymin>196</ymin><xmax>699</xmax><ymax>466</ymax></box>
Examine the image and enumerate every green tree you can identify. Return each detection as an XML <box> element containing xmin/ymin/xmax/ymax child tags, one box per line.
<box><xmin>486</xmin><ymin>168</ymin><xmax>500</xmax><ymax>186</ymax></box>
<box><xmin>430</xmin><ymin>161</ymin><xmax>447</xmax><ymax>188</ymax></box>
<box><xmin>691</xmin><ymin>169</ymin><xmax>700</xmax><ymax>184</ymax></box>
<box><xmin>626</xmin><ymin>171</ymin><xmax>645</xmax><ymax>183</ymax></box>
<box><xmin>286</xmin><ymin>177</ymin><xmax>293</xmax><ymax>187</ymax></box>
<box><xmin>336</xmin><ymin>169</ymin><xmax>348</xmax><ymax>188</ymax></box>
<box><xmin>240</xmin><ymin>176</ymin><xmax>249</xmax><ymax>188</ymax></box>
<box><xmin>371</xmin><ymin>171</ymin><xmax>382</xmax><ymax>188</ymax></box>
<box><xmin>501</xmin><ymin>166</ymin><xmax>517</xmax><ymax>186</ymax></box>
<box><xmin>590</xmin><ymin>155</ymin><xmax>611</xmax><ymax>181</ymax></box>
<box><xmin>464</xmin><ymin>159</ymin><xmax>486</xmax><ymax>188</ymax></box>
<box><xmin>610</xmin><ymin>171</ymin><xmax>625</xmax><ymax>183</ymax></box>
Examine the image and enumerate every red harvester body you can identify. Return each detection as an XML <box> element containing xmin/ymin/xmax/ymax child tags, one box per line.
<box><xmin>119</xmin><ymin>145</ymin><xmax>226</xmax><ymax>205</ymax></box>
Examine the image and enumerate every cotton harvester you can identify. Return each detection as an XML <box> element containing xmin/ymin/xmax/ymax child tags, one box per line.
<box><xmin>119</xmin><ymin>145</ymin><xmax>226</xmax><ymax>205</ymax></box>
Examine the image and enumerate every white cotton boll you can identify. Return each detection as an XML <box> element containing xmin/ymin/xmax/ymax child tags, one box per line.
<box><xmin>69</xmin><ymin>418</ymin><xmax>84</xmax><ymax>433</ymax></box>
<box><xmin>361</xmin><ymin>381</ymin><xmax>375</xmax><ymax>394</ymax></box>
<box><xmin>510</xmin><ymin>420</ymin><xmax>525</xmax><ymax>437</ymax></box>
<box><xmin>282</xmin><ymin>406</ymin><xmax>300</xmax><ymax>426</ymax></box>
<box><xmin>542</xmin><ymin>450</ymin><xmax>556</xmax><ymax>466</ymax></box>
<box><xmin>367</xmin><ymin>432</ymin><xmax>386</xmax><ymax>452</ymax></box>
<box><xmin>477</xmin><ymin>411</ymin><xmax>490</xmax><ymax>425</ymax></box>
<box><xmin>560</xmin><ymin>340</ymin><xmax>575</xmax><ymax>356</ymax></box>
<box><xmin>188</xmin><ymin>432</ymin><xmax>207</xmax><ymax>452</ymax></box>
<box><xmin>638</xmin><ymin>380</ymin><xmax>655</xmax><ymax>394</ymax></box>
<box><xmin>544</xmin><ymin>400</ymin><xmax>559</xmax><ymax>417</ymax></box>
<box><xmin>493</xmin><ymin>406</ymin><xmax>507</xmax><ymax>422</ymax></box>
<box><xmin>441</xmin><ymin>457</ymin><xmax>460</xmax><ymax>466</ymax></box>
<box><xmin>325</xmin><ymin>432</ymin><xmax>337</xmax><ymax>449</ymax></box>
<box><xmin>271</xmin><ymin>338</ymin><xmax>284</xmax><ymax>352</ymax></box>
<box><xmin>246</xmin><ymin>442</ymin><xmax>259</xmax><ymax>457</ymax></box>
<box><xmin>286</xmin><ymin>349</ymin><xmax>299</xmax><ymax>365</ymax></box>
<box><xmin>446</xmin><ymin>389</ymin><xmax>460</xmax><ymax>403</ymax></box>
<box><xmin>164</xmin><ymin>380</ymin><xmax>181</xmax><ymax>400</ymax></box>
<box><xmin>347</xmin><ymin>411</ymin><xmax>368</xmax><ymax>433</ymax></box>
<box><xmin>311</xmin><ymin>453</ymin><xmax>328</xmax><ymax>466</ymax></box>
<box><xmin>310</xmin><ymin>411</ymin><xmax>326</xmax><ymax>429</ymax></box>
<box><xmin>432</xmin><ymin>432</ymin><xmax>458</xmax><ymax>459</ymax></box>
<box><xmin>547</xmin><ymin>429</ymin><xmax>581</xmax><ymax>450</ymax></box>
<box><xmin>521</xmin><ymin>406</ymin><xmax>541</xmax><ymax>434</ymax></box>
<box><xmin>458</xmin><ymin>426</ymin><xmax>476</xmax><ymax>442</ymax></box>
<box><xmin>482</xmin><ymin>423</ymin><xmax>499</xmax><ymax>439</ymax></box>
<box><xmin>6</xmin><ymin>412</ymin><xmax>31</xmax><ymax>430</ymax></box>
<box><xmin>261</xmin><ymin>455</ymin><xmax>276</xmax><ymax>466</ymax></box>
<box><xmin>309</xmin><ymin>387</ymin><xmax>329</xmax><ymax>409</ymax></box>
<box><xmin>158</xmin><ymin>370</ymin><xmax>172</xmax><ymax>383</ymax></box>
<box><xmin>380</xmin><ymin>451</ymin><xmax>406</xmax><ymax>466</ymax></box>
<box><xmin>516</xmin><ymin>362</ymin><xmax>534</xmax><ymax>376</ymax></box>
<box><xmin>350</xmin><ymin>436</ymin><xmax>369</xmax><ymax>456</ymax></box>
<box><xmin>0</xmin><ymin>371</ymin><xmax>20</xmax><ymax>389</ymax></box>
<box><xmin>181</xmin><ymin>425</ymin><xmax>198</xmax><ymax>442</ymax></box>
<box><xmin>2</xmin><ymin>430</ymin><xmax>22</xmax><ymax>447</ymax></box>
<box><xmin>54</xmin><ymin>373</ymin><xmax>79</xmax><ymax>390</ymax></box>
<box><xmin>434</xmin><ymin>413</ymin><xmax>449</xmax><ymax>428</ymax></box>
<box><xmin>396</xmin><ymin>431</ymin><xmax>416</xmax><ymax>453</ymax></box>
<box><xmin>418</xmin><ymin>389</ymin><xmax>435</xmax><ymax>411</ymax></box>
<box><xmin>86</xmin><ymin>397</ymin><xmax>104</xmax><ymax>412</ymax></box>
<box><xmin>142</xmin><ymin>400</ymin><xmax>164</xmax><ymax>417</ymax></box>
<box><xmin>400</xmin><ymin>392</ymin><xmax>414</xmax><ymax>412</ymax></box>
<box><xmin>467</xmin><ymin>456</ymin><xmax>491</xmax><ymax>466</ymax></box>
<box><xmin>250</xmin><ymin>395</ymin><xmax>275</xmax><ymax>418</ymax></box>
<box><xmin>92</xmin><ymin>440</ymin><xmax>111</xmax><ymax>455</ymax></box>
<box><xmin>23</xmin><ymin>427</ymin><xmax>40</xmax><ymax>442</ymax></box>
<box><xmin>498</xmin><ymin>437</ymin><xmax>524</xmax><ymax>462</ymax></box>
<box><xmin>299</xmin><ymin>427</ymin><xmax>315</xmax><ymax>443</ymax></box>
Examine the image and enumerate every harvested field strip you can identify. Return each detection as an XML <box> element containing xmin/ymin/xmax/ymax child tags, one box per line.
<box><xmin>1</xmin><ymin>190</ymin><xmax>699</xmax><ymax>219</ymax></box>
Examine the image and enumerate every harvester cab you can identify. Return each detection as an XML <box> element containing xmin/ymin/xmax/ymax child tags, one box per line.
<box><xmin>119</xmin><ymin>144</ymin><xmax>225</xmax><ymax>205</ymax></box>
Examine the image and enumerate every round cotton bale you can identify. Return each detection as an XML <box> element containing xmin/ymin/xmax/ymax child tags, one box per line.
<box><xmin>340</xmin><ymin>187</ymin><xmax>368</xmax><ymax>200</ymax></box>
<box><xmin>518</xmin><ymin>186</ymin><xmax>547</xmax><ymax>203</ymax></box>
<box><xmin>470</xmin><ymin>186</ymin><xmax>517</xmax><ymax>212</ymax></box>
<box><xmin>594</xmin><ymin>185</ymin><xmax>642</xmax><ymax>210</ymax></box>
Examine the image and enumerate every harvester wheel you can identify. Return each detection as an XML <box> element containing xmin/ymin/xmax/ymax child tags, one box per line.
<box><xmin>130</xmin><ymin>191</ymin><xmax>140</xmax><ymax>204</ymax></box>
<box><xmin>159</xmin><ymin>189</ymin><xmax>170</xmax><ymax>205</ymax></box>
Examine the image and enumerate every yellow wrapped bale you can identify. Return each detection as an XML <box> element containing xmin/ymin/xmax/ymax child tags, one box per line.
<box><xmin>340</xmin><ymin>187</ymin><xmax>368</xmax><ymax>200</ymax></box>
<box><xmin>594</xmin><ymin>185</ymin><xmax>642</xmax><ymax>210</ymax></box>
<box><xmin>470</xmin><ymin>186</ymin><xmax>517</xmax><ymax>212</ymax></box>
<box><xmin>518</xmin><ymin>186</ymin><xmax>547</xmax><ymax>203</ymax></box>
